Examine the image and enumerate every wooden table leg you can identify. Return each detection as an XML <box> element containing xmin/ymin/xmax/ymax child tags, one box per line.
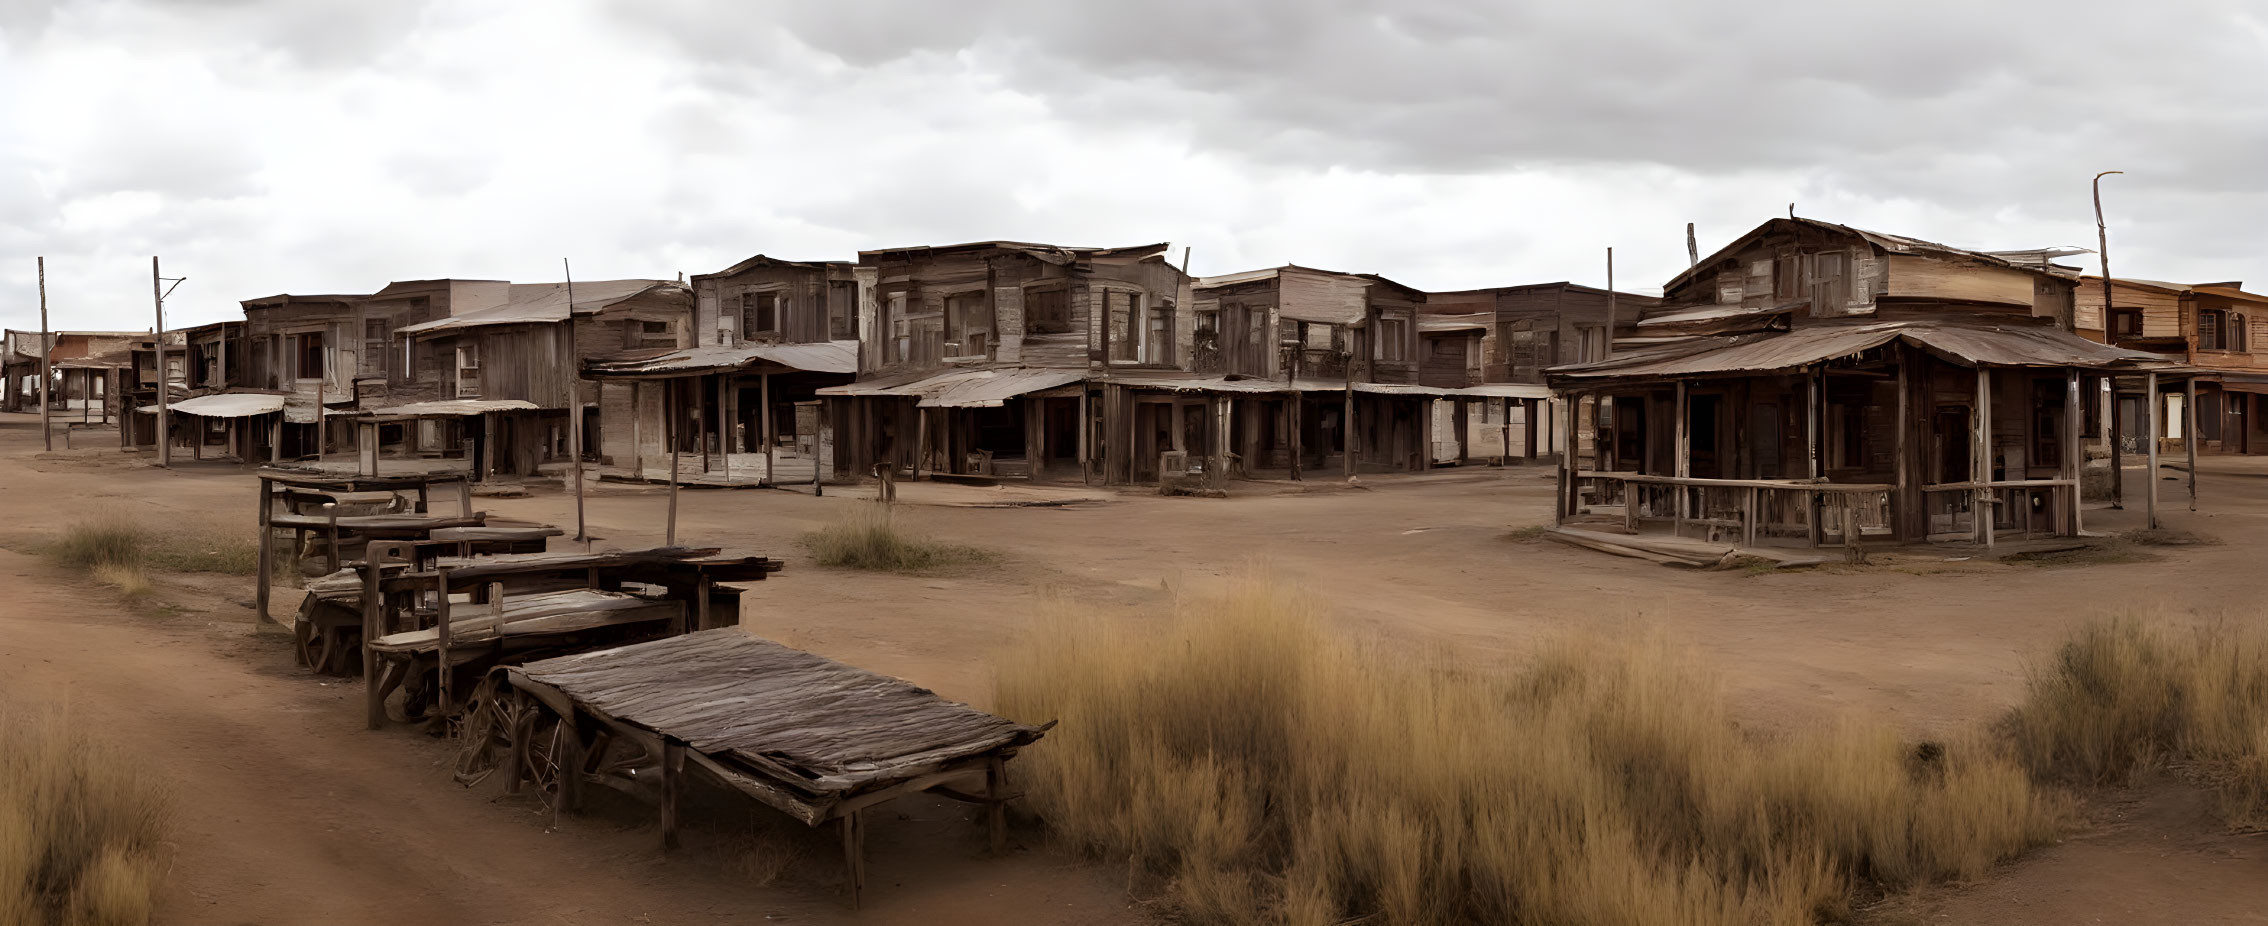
<box><xmin>840</xmin><ymin>810</ymin><xmax>865</xmax><ymax>909</ymax></box>
<box><xmin>986</xmin><ymin>756</ymin><xmax>1008</xmax><ymax>854</ymax></box>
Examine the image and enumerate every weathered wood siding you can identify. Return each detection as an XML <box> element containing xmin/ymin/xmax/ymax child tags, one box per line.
<box><xmin>1885</xmin><ymin>255</ymin><xmax>2035</xmax><ymax>308</ymax></box>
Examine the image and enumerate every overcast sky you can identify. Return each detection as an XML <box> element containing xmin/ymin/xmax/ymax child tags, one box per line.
<box><xmin>2</xmin><ymin>0</ymin><xmax>2264</xmax><ymax>331</ymax></box>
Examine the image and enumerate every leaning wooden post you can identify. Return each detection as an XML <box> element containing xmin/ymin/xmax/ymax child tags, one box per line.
<box><xmin>1341</xmin><ymin>381</ymin><xmax>1357</xmax><ymax>478</ymax></box>
<box><xmin>152</xmin><ymin>256</ymin><xmax>170</xmax><ymax>467</ymax></box>
<box><xmin>2145</xmin><ymin>371</ymin><xmax>2160</xmax><ymax>529</ymax></box>
<box><xmin>986</xmin><ymin>755</ymin><xmax>1009</xmax><ymax>854</ymax></box>
<box><xmin>38</xmin><ymin>256</ymin><xmax>51</xmax><ymax>451</ymax></box>
<box><xmin>2186</xmin><ymin>375</ymin><xmax>2199</xmax><ymax>511</ymax></box>
<box><xmin>362</xmin><ymin>557</ymin><xmax>383</xmax><ymax>729</ymax></box>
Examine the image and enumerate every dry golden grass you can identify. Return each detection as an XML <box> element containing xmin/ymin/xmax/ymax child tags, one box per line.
<box><xmin>800</xmin><ymin>504</ymin><xmax>997</xmax><ymax>573</ymax></box>
<box><xmin>2008</xmin><ymin>616</ymin><xmax>2268</xmax><ymax>825</ymax></box>
<box><xmin>0</xmin><ymin>699</ymin><xmax>169</xmax><ymax>926</ymax></box>
<box><xmin>44</xmin><ymin>513</ymin><xmax>260</xmax><ymax>577</ymax></box>
<box><xmin>995</xmin><ymin>579</ymin><xmax>2062</xmax><ymax>924</ymax></box>
<box><xmin>87</xmin><ymin>564</ymin><xmax>154</xmax><ymax>603</ymax></box>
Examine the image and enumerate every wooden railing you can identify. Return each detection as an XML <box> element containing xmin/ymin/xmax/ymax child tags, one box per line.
<box><xmin>1572</xmin><ymin>471</ymin><xmax>1892</xmax><ymax>553</ymax></box>
<box><xmin>1920</xmin><ymin>478</ymin><xmax>2079</xmax><ymax>542</ymax></box>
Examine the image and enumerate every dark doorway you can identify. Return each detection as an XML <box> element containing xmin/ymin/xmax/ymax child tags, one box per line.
<box><xmin>1689</xmin><ymin>393</ymin><xmax>1723</xmax><ymax>478</ymax></box>
<box><xmin>1933</xmin><ymin>406</ymin><xmax>1971</xmax><ymax>483</ymax></box>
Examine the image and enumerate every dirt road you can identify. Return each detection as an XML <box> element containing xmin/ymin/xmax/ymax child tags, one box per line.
<box><xmin>5</xmin><ymin>410</ymin><xmax>2268</xmax><ymax>923</ymax></box>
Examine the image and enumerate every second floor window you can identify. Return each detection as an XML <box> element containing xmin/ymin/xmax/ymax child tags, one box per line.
<box><xmin>2110</xmin><ymin>308</ymin><xmax>2143</xmax><ymax>340</ymax></box>
<box><xmin>1107</xmin><ymin>291</ymin><xmax>1140</xmax><ymax>362</ymax></box>
<box><xmin>1375</xmin><ymin>313</ymin><xmax>1411</xmax><ymax>363</ymax></box>
<box><xmin>1143</xmin><ymin>302</ymin><xmax>1175</xmax><ymax>366</ymax></box>
<box><xmin>2233</xmin><ymin>314</ymin><xmax>2250</xmax><ymax>352</ymax></box>
<box><xmin>2200</xmin><ymin>308</ymin><xmax>2228</xmax><ymax>350</ymax></box>
<box><xmin>740</xmin><ymin>291</ymin><xmax>779</xmax><ymax>338</ymax></box>
<box><xmin>295</xmin><ymin>332</ymin><xmax>325</xmax><ymax>380</ymax></box>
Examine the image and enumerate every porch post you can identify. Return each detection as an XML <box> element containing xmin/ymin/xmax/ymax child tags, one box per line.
<box><xmin>1894</xmin><ymin>350</ymin><xmax>1911</xmax><ymax>541</ymax></box>
<box><xmin>1807</xmin><ymin>367</ymin><xmax>1822</xmax><ymax>547</ymax></box>
<box><xmin>697</xmin><ymin>374</ymin><xmax>710</xmax><ymax>474</ymax></box>
<box><xmin>630</xmin><ymin>381</ymin><xmax>643</xmax><ymax>478</ymax></box>
<box><xmin>717</xmin><ymin>374</ymin><xmax>730</xmax><ymax>484</ymax></box>
<box><xmin>1289</xmin><ymin>393</ymin><xmax>1304</xmax><ymax>481</ymax></box>
<box><xmin>760</xmin><ymin>372</ymin><xmax>774</xmax><ymax>486</ymax></box>
<box><xmin>1077</xmin><ymin>387</ymin><xmax>1091</xmax><ymax>484</ymax></box>
<box><xmin>1342</xmin><ymin>382</ymin><xmax>1356</xmax><ymax>478</ymax></box>
<box><xmin>2066</xmin><ymin>370</ymin><xmax>2084</xmax><ymax>536</ymax></box>
<box><xmin>1674</xmin><ymin>380</ymin><xmax>1691</xmax><ymax>532</ymax></box>
<box><xmin>1975</xmin><ymin>366</ymin><xmax>1993</xmax><ymax>549</ymax></box>
<box><xmin>1524</xmin><ymin>398</ymin><xmax>1539</xmax><ymax>461</ymax></box>
<box><xmin>2095</xmin><ymin>374</ymin><xmax>2113</xmax><ymax>506</ymax></box>
<box><xmin>666</xmin><ymin>382</ymin><xmax>681</xmax><ymax>546</ymax></box>
<box><xmin>2145</xmin><ymin>371</ymin><xmax>2160</xmax><ymax>529</ymax></box>
<box><xmin>1501</xmin><ymin>397</ymin><xmax>1513</xmax><ymax>463</ymax></box>
<box><xmin>2186</xmin><ymin>375</ymin><xmax>2199</xmax><ymax>510</ymax></box>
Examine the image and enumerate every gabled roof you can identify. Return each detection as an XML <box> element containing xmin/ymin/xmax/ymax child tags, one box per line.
<box><xmin>1550</xmin><ymin>319</ymin><xmax>2180</xmax><ymax>383</ymax></box>
<box><xmin>241</xmin><ymin>293</ymin><xmax>363</xmax><ymax>309</ymax></box>
<box><xmin>1666</xmin><ymin>217</ymin><xmax>2078</xmax><ymax>295</ymax></box>
<box><xmin>857</xmin><ymin>241</ymin><xmax>1172</xmax><ymax>266</ymax></box>
<box><xmin>2084</xmin><ymin>276</ymin><xmax>2268</xmax><ymax>305</ymax></box>
<box><xmin>695</xmin><ymin>254</ymin><xmax>852</xmax><ymax>280</ymax></box>
<box><xmin>583</xmin><ymin>340</ymin><xmax>859</xmax><ymax>378</ymax></box>
<box><xmin>1193</xmin><ymin>264</ymin><xmax>1423</xmax><ymax>296</ymax></box>
<box><xmin>397</xmin><ymin>280</ymin><xmax>686</xmax><ymax>336</ymax></box>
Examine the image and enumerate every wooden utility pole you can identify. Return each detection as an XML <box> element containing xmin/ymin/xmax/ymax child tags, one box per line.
<box><xmin>565</xmin><ymin>258</ymin><xmax>588</xmax><ymax>546</ymax></box>
<box><xmin>38</xmin><ymin>257</ymin><xmax>51</xmax><ymax>451</ymax></box>
<box><xmin>152</xmin><ymin>256</ymin><xmax>169</xmax><ymax>467</ymax></box>
<box><xmin>2095</xmin><ymin>171</ymin><xmax>2124</xmax><ymax>508</ymax></box>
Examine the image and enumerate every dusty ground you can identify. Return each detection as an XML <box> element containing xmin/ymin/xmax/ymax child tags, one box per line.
<box><xmin>4</xmin><ymin>410</ymin><xmax>2268</xmax><ymax>923</ymax></box>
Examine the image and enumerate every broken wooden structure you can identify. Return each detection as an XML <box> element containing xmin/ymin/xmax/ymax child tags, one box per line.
<box><xmin>255</xmin><ymin>467</ymin><xmax>480</xmax><ymax>626</ymax></box>
<box><xmin>358</xmin><ymin>549</ymin><xmax>780</xmax><ymax>731</ymax></box>
<box><xmin>468</xmin><ymin>629</ymin><xmax>1047</xmax><ymax>908</ymax></box>
<box><xmin>1548</xmin><ymin>217</ymin><xmax>2196</xmax><ymax>551</ymax></box>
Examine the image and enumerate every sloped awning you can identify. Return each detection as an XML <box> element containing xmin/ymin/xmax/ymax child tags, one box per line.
<box><xmin>138</xmin><ymin>393</ymin><xmax>287</xmax><ymax>418</ymax></box>
<box><xmin>584</xmin><ymin>341</ymin><xmax>858</xmax><ymax>378</ymax></box>
<box><xmin>343</xmin><ymin>399</ymin><xmax>543</xmax><ymax>420</ymax></box>
<box><xmin>1549</xmin><ymin>321</ymin><xmax>2181</xmax><ymax>383</ymax></box>
<box><xmin>815</xmin><ymin>368</ymin><xmax>1088</xmax><ymax>407</ymax></box>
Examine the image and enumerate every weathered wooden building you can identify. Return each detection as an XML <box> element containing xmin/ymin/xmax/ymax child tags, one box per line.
<box><xmin>2074</xmin><ymin>277</ymin><xmax>2268</xmax><ymax>456</ymax></box>
<box><xmin>3</xmin><ymin>330</ymin><xmax>144</xmax><ymax>417</ymax></box>
<box><xmin>822</xmin><ymin>241</ymin><xmax>1192</xmax><ymax>483</ymax></box>
<box><xmin>393</xmin><ymin>280</ymin><xmax>692</xmax><ymax>477</ymax></box>
<box><xmin>1548</xmin><ymin>217</ymin><xmax>2189</xmax><ymax>551</ymax></box>
<box><xmin>575</xmin><ymin>257</ymin><xmax>859</xmax><ymax>487</ymax></box>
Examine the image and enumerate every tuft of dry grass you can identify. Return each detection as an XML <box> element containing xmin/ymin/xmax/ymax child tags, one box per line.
<box><xmin>43</xmin><ymin>514</ymin><xmax>260</xmax><ymax>578</ymax></box>
<box><xmin>88</xmin><ymin>565</ymin><xmax>154</xmax><ymax>603</ymax></box>
<box><xmin>800</xmin><ymin>505</ymin><xmax>997</xmax><ymax>574</ymax></box>
<box><xmin>995</xmin><ymin>579</ymin><xmax>2063</xmax><ymax>924</ymax></box>
<box><xmin>0</xmin><ymin>699</ymin><xmax>169</xmax><ymax>926</ymax></box>
<box><xmin>2008</xmin><ymin>616</ymin><xmax>2268</xmax><ymax>825</ymax></box>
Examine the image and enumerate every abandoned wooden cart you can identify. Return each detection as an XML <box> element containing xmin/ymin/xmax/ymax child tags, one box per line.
<box><xmin>357</xmin><ymin>549</ymin><xmax>780</xmax><ymax>730</ymax></box>
<box><xmin>456</xmin><ymin>629</ymin><xmax>1050</xmax><ymax>908</ymax></box>
<box><xmin>294</xmin><ymin>524</ymin><xmax>563</xmax><ymax>674</ymax></box>
<box><xmin>254</xmin><ymin>466</ymin><xmax>480</xmax><ymax>624</ymax></box>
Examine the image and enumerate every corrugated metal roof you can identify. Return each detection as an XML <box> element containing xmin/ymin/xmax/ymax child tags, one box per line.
<box><xmin>138</xmin><ymin>392</ymin><xmax>287</xmax><ymax>418</ymax></box>
<box><xmin>1110</xmin><ymin>372</ymin><xmax>1343</xmax><ymax>394</ymax></box>
<box><xmin>584</xmin><ymin>341</ymin><xmax>858</xmax><ymax>378</ymax></box>
<box><xmin>343</xmin><ymin>399</ymin><xmax>542</xmax><ymax>419</ymax></box>
<box><xmin>398</xmin><ymin>280</ymin><xmax>684</xmax><ymax>336</ymax></box>
<box><xmin>1419</xmin><ymin>314</ymin><xmax>1491</xmax><ymax>333</ymax></box>
<box><xmin>1551</xmin><ymin>321</ymin><xmax>2180</xmax><ymax>382</ymax></box>
<box><xmin>919</xmin><ymin>369</ymin><xmax>1088</xmax><ymax>407</ymax></box>
<box><xmin>814</xmin><ymin>368</ymin><xmax>1085</xmax><ymax>407</ymax></box>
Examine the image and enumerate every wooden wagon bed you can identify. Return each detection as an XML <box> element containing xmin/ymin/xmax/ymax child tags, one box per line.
<box><xmin>367</xmin><ymin>589</ymin><xmax>681</xmax><ymax>657</ymax></box>
<box><xmin>498</xmin><ymin>629</ymin><xmax>1049</xmax><ymax>906</ymax></box>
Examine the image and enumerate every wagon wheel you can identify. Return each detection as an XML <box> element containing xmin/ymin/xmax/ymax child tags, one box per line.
<box><xmin>392</xmin><ymin>662</ymin><xmax>435</xmax><ymax>724</ymax></box>
<box><xmin>452</xmin><ymin>675</ymin><xmax>530</xmax><ymax>787</ymax></box>
<box><xmin>303</xmin><ymin>626</ymin><xmax>337</xmax><ymax>675</ymax></box>
<box><xmin>521</xmin><ymin>710</ymin><xmax>569</xmax><ymax>816</ymax></box>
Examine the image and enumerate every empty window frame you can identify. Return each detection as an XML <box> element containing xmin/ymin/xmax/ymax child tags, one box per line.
<box><xmin>294</xmin><ymin>332</ymin><xmax>325</xmax><ymax>381</ymax></box>
<box><xmin>629</xmin><ymin>319</ymin><xmax>675</xmax><ymax>350</ymax></box>
<box><xmin>1107</xmin><ymin>290</ymin><xmax>1140</xmax><ymax>362</ymax></box>
<box><xmin>2234</xmin><ymin>314</ymin><xmax>2250</xmax><ymax>352</ymax></box>
<box><xmin>363</xmin><ymin>318</ymin><xmax>390</xmax><ymax>379</ymax></box>
<box><xmin>945</xmin><ymin>291</ymin><xmax>990</xmax><ymax>358</ymax></box>
<box><xmin>455</xmin><ymin>342</ymin><xmax>481</xmax><ymax>397</ymax></box>
<box><xmin>827</xmin><ymin>281</ymin><xmax>858</xmax><ymax>341</ymax></box>
<box><xmin>2110</xmin><ymin>308</ymin><xmax>2144</xmax><ymax>340</ymax></box>
<box><xmin>1026</xmin><ymin>286</ymin><xmax>1070</xmax><ymax>334</ymax></box>
<box><xmin>740</xmin><ymin>291</ymin><xmax>780</xmax><ymax>339</ymax></box>
<box><xmin>1144</xmin><ymin>301</ymin><xmax>1175</xmax><ymax>365</ymax></box>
